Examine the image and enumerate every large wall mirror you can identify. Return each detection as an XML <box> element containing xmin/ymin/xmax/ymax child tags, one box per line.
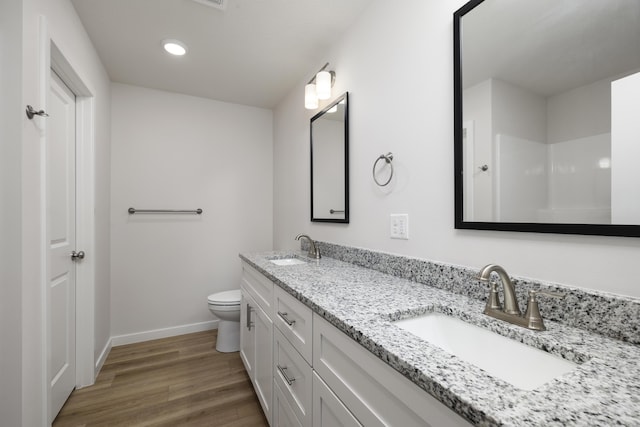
<box><xmin>310</xmin><ymin>92</ymin><xmax>349</xmax><ymax>223</ymax></box>
<box><xmin>454</xmin><ymin>0</ymin><xmax>640</xmax><ymax>237</ymax></box>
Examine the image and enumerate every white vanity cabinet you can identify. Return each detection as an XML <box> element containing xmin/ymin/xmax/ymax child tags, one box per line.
<box><xmin>240</xmin><ymin>263</ymin><xmax>274</xmax><ymax>425</ymax></box>
<box><xmin>240</xmin><ymin>262</ymin><xmax>471</xmax><ymax>427</ymax></box>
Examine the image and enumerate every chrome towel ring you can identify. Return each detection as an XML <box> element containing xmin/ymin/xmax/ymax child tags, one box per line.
<box><xmin>373</xmin><ymin>152</ymin><xmax>394</xmax><ymax>186</ymax></box>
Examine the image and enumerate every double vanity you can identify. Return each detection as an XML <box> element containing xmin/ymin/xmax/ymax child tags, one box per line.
<box><xmin>238</xmin><ymin>243</ymin><xmax>640</xmax><ymax>426</ymax></box>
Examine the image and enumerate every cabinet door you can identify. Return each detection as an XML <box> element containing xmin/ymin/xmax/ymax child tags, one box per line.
<box><xmin>312</xmin><ymin>372</ymin><xmax>362</xmax><ymax>427</ymax></box>
<box><xmin>274</xmin><ymin>382</ymin><xmax>303</xmax><ymax>427</ymax></box>
<box><xmin>239</xmin><ymin>292</ymin><xmax>255</xmax><ymax>378</ymax></box>
<box><xmin>253</xmin><ymin>300</ymin><xmax>273</xmax><ymax>424</ymax></box>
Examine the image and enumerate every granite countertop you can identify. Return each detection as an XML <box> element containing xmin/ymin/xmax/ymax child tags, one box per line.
<box><xmin>239</xmin><ymin>250</ymin><xmax>640</xmax><ymax>426</ymax></box>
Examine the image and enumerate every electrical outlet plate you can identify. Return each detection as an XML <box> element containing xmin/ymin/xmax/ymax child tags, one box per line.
<box><xmin>390</xmin><ymin>214</ymin><xmax>409</xmax><ymax>239</ymax></box>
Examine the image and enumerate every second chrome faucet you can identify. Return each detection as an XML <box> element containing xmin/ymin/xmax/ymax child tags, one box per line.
<box><xmin>295</xmin><ymin>234</ymin><xmax>321</xmax><ymax>259</ymax></box>
<box><xmin>477</xmin><ymin>264</ymin><xmax>564</xmax><ymax>331</ymax></box>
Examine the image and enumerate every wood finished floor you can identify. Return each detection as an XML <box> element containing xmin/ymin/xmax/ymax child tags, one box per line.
<box><xmin>53</xmin><ymin>330</ymin><xmax>269</xmax><ymax>427</ymax></box>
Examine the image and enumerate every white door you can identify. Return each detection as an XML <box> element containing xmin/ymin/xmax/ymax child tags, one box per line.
<box><xmin>48</xmin><ymin>70</ymin><xmax>78</xmax><ymax>421</ymax></box>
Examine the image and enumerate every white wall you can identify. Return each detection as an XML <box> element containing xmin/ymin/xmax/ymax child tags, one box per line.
<box><xmin>612</xmin><ymin>71</ymin><xmax>640</xmax><ymax>223</ymax></box>
<box><xmin>0</xmin><ymin>0</ymin><xmax>23</xmax><ymax>424</ymax></box>
<box><xmin>547</xmin><ymin>78</ymin><xmax>611</xmax><ymax>144</ymax></box>
<box><xmin>492</xmin><ymin>79</ymin><xmax>547</xmax><ymax>144</ymax></box>
<box><xmin>110</xmin><ymin>84</ymin><xmax>273</xmax><ymax>339</ymax></box>
<box><xmin>21</xmin><ymin>0</ymin><xmax>112</xmax><ymax>424</ymax></box>
<box><xmin>273</xmin><ymin>0</ymin><xmax>640</xmax><ymax>298</ymax></box>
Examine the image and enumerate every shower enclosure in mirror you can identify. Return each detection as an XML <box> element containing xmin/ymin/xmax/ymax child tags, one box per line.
<box><xmin>310</xmin><ymin>92</ymin><xmax>349</xmax><ymax>223</ymax></box>
<box><xmin>454</xmin><ymin>0</ymin><xmax>640</xmax><ymax>237</ymax></box>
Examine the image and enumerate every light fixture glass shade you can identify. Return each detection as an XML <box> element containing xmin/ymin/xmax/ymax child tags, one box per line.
<box><xmin>316</xmin><ymin>70</ymin><xmax>332</xmax><ymax>100</ymax></box>
<box><xmin>305</xmin><ymin>83</ymin><xmax>319</xmax><ymax>109</ymax></box>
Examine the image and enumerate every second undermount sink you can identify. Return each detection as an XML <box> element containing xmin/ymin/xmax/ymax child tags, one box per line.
<box><xmin>394</xmin><ymin>312</ymin><xmax>579</xmax><ymax>390</ymax></box>
<box><xmin>269</xmin><ymin>257</ymin><xmax>307</xmax><ymax>266</ymax></box>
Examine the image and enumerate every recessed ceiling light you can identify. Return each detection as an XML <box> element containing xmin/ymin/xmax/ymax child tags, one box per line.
<box><xmin>162</xmin><ymin>39</ymin><xmax>187</xmax><ymax>56</ymax></box>
<box><xmin>192</xmin><ymin>0</ymin><xmax>227</xmax><ymax>11</ymax></box>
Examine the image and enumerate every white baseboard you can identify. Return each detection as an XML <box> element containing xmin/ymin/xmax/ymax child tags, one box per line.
<box><xmin>111</xmin><ymin>320</ymin><xmax>218</xmax><ymax>347</ymax></box>
<box><xmin>95</xmin><ymin>338</ymin><xmax>112</xmax><ymax>378</ymax></box>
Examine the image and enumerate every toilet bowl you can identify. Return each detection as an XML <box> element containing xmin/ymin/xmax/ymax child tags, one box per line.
<box><xmin>207</xmin><ymin>289</ymin><xmax>241</xmax><ymax>352</ymax></box>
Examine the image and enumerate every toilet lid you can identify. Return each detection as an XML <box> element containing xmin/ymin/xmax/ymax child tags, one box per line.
<box><xmin>208</xmin><ymin>289</ymin><xmax>241</xmax><ymax>305</ymax></box>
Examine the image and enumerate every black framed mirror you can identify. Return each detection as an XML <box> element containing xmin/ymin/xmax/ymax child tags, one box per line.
<box><xmin>454</xmin><ymin>0</ymin><xmax>640</xmax><ymax>237</ymax></box>
<box><xmin>310</xmin><ymin>92</ymin><xmax>349</xmax><ymax>223</ymax></box>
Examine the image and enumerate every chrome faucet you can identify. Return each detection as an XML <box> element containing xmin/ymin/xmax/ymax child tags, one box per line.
<box><xmin>477</xmin><ymin>264</ymin><xmax>564</xmax><ymax>331</ymax></box>
<box><xmin>478</xmin><ymin>264</ymin><xmax>520</xmax><ymax>315</ymax></box>
<box><xmin>295</xmin><ymin>234</ymin><xmax>321</xmax><ymax>259</ymax></box>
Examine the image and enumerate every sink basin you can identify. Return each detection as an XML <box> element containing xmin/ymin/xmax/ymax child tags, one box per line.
<box><xmin>394</xmin><ymin>312</ymin><xmax>578</xmax><ymax>390</ymax></box>
<box><xmin>269</xmin><ymin>258</ymin><xmax>307</xmax><ymax>266</ymax></box>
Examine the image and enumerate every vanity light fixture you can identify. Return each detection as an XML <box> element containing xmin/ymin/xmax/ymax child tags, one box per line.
<box><xmin>304</xmin><ymin>62</ymin><xmax>336</xmax><ymax>109</ymax></box>
<box><xmin>162</xmin><ymin>39</ymin><xmax>188</xmax><ymax>56</ymax></box>
<box><xmin>305</xmin><ymin>83</ymin><xmax>319</xmax><ymax>109</ymax></box>
<box><xmin>315</xmin><ymin>70</ymin><xmax>332</xmax><ymax>99</ymax></box>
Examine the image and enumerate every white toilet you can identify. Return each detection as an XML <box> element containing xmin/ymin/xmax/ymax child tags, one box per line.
<box><xmin>207</xmin><ymin>289</ymin><xmax>241</xmax><ymax>352</ymax></box>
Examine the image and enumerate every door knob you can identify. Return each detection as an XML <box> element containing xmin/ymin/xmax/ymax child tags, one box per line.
<box><xmin>71</xmin><ymin>250</ymin><xmax>85</xmax><ymax>261</ymax></box>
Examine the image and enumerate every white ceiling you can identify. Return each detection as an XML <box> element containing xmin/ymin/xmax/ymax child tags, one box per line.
<box><xmin>71</xmin><ymin>0</ymin><xmax>372</xmax><ymax>108</ymax></box>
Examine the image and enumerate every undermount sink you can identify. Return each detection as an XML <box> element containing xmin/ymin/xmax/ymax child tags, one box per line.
<box><xmin>269</xmin><ymin>257</ymin><xmax>307</xmax><ymax>266</ymax></box>
<box><xmin>394</xmin><ymin>312</ymin><xmax>579</xmax><ymax>390</ymax></box>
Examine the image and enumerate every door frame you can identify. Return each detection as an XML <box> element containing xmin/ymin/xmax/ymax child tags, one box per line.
<box><xmin>38</xmin><ymin>16</ymin><xmax>96</xmax><ymax>422</ymax></box>
<box><xmin>462</xmin><ymin>120</ymin><xmax>474</xmax><ymax>221</ymax></box>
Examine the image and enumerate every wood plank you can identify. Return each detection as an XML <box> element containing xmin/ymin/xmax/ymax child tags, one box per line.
<box><xmin>53</xmin><ymin>330</ymin><xmax>269</xmax><ymax>426</ymax></box>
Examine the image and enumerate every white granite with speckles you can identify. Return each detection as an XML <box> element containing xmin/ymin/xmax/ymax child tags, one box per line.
<box><xmin>240</xmin><ymin>248</ymin><xmax>640</xmax><ymax>426</ymax></box>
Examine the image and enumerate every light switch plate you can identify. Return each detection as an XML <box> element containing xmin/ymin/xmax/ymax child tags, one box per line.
<box><xmin>390</xmin><ymin>214</ymin><xmax>409</xmax><ymax>239</ymax></box>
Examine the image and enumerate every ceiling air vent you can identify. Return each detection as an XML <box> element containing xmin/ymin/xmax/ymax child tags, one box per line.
<box><xmin>192</xmin><ymin>0</ymin><xmax>227</xmax><ymax>11</ymax></box>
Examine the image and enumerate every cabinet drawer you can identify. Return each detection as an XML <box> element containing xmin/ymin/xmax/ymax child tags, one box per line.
<box><xmin>274</xmin><ymin>382</ymin><xmax>303</xmax><ymax>427</ymax></box>
<box><xmin>312</xmin><ymin>372</ymin><xmax>362</xmax><ymax>427</ymax></box>
<box><xmin>274</xmin><ymin>328</ymin><xmax>312</xmax><ymax>427</ymax></box>
<box><xmin>242</xmin><ymin>262</ymin><xmax>274</xmax><ymax>316</ymax></box>
<box><xmin>274</xmin><ymin>286</ymin><xmax>313</xmax><ymax>364</ymax></box>
<box><xmin>313</xmin><ymin>314</ymin><xmax>472</xmax><ymax>427</ymax></box>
